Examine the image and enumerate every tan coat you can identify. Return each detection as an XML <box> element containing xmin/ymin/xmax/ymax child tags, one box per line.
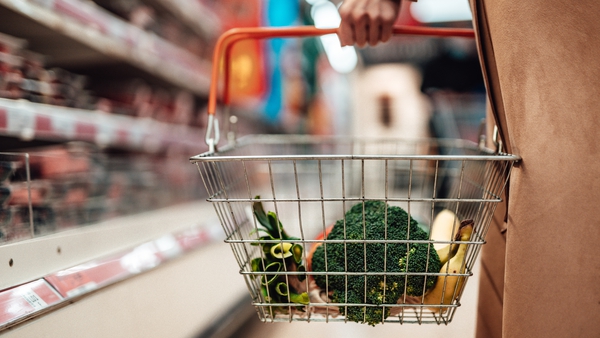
<box><xmin>469</xmin><ymin>1</ymin><xmax>600</xmax><ymax>337</ymax></box>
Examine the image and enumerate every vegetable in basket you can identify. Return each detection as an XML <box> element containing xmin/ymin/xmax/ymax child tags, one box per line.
<box><xmin>250</xmin><ymin>197</ymin><xmax>309</xmax><ymax>307</ymax></box>
<box><xmin>309</xmin><ymin>201</ymin><xmax>442</xmax><ymax>326</ymax></box>
<box><xmin>422</xmin><ymin>220</ymin><xmax>474</xmax><ymax>313</ymax></box>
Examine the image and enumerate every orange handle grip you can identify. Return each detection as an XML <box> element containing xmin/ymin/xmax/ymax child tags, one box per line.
<box><xmin>207</xmin><ymin>25</ymin><xmax>474</xmax><ymax>117</ymax></box>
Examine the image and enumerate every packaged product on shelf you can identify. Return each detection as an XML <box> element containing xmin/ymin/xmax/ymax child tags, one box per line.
<box><xmin>55</xmin><ymin>180</ymin><xmax>94</xmax><ymax>228</ymax></box>
<box><xmin>19</xmin><ymin>50</ymin><xmax>53</xmax><ymax>104</ymax></box>
<box><xmin>0</xmin><ymin>139</ymin><xmax>205</xmax><ymax>243</ymax></box>
<box><xmin>91</xmin><ymin>0</ymin><xmax>207</xmax><ymax>56</ymax></box>
<box><xmin>14</xmin><ymin>205</ymin><xmax>56</xmax><ymax>236</ymax></box>
<box><xmin>0</xmin><ymin>207</ymin><xmax>13</xmax><ymax>241</ymax></box>
<box><xmin>149</xmin><ymin>88</ymin><xmax>172</xmax><ymax>123</ymax></box>
<box><xmin>0</xmin><ymin>161</ymin><xmax>14</xmax><ymax>182</ymax></box>
<box><xmin>0</xmin><ymin>186</ymin><xmax>9</xmax><ymax>206</ymax></box>
<box><xmin>0</xmin><ymin>38</ymin><xmax>101</xmax><ymax>108</ymax></box>
<box><xmin>171</xmin><ymin>90</ymin><xmax>194</xmax><ymax>125</ymax></box>
<box><xmin>22</xmin><ymin>143</ymin><xmax>102</xmax><ymax>180</ymax></box>
<box><xmin>90</xmin><ymin>79</ymin><xmax>145</xmax><ymax>117</ymax></box>
<box><xmin>0</xmin><ymin>36</ymin><xmax>203</xmax><ymax>131</ymax></box>
<box><xmin>6</xmin><ymin>178</ymin><xmax>56</xmax><ymax>236</ymax></box>
<box><xmin>8</xmin><ymin>180</ymin><xmax>51</xmax><ymax>206</ymax></box>
<box><xmin>0</xmin><ymin>64</ymin><xmax>23</xmax><ymax>100</ymax></box>
<box><xmin>3</xmin><ymin>143</ymin><xmax>107</xmax><ymax>232</ymax></box>
<box><xmin>0</xmin><ymin>31</ymin><xmax>26</xmax><ymax>54</ymax></box>
<box><xmin>0</xmin><ymin>207</ymin><xmax>10</xmax><ymax>225</ymax></box>
<box><xmin>0</xmin><ymin>32</ymin><xmax>26</xmax><ymax>100</ymax></box>
<box><xmin>0</xmin><ymin>42</ymin><xmax>100</xmax><ymax>110</ymax></box>
<box><xmin>50</xmin><ymin>67</ymin><xmax>94</xmax><ymax>109</ymax></box>
<box><xmin>0</xmin><ymin>155</ymin><xmax>29</xmax><ymax>242</ymax></box>
<box><xmin>0</xmin><ymin>164</ymin><xmax>12</xmax><ymax>239</ymax></box>
<box><xmin>104</xmin><ymin>155</ymin><xmax>159</xmax><ymax>216</ymax></box>
<box><xmin>92</xmin><ymin>79</ymin><xmax>197</xmax><ymax>125</ymax></box>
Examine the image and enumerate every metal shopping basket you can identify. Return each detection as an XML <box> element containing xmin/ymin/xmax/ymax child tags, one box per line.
<box><xmin>190</xmin><ymin>26</ymin><xmax>519</xmax><ymax>325</ymax></box>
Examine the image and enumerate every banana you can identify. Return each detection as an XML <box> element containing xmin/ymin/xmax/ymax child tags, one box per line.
<box><xmin>435</xmin><ymin>219</ymin><xmax>472</xmax><ymax>265</ymax></box>
<box><xmin>423</xmin><ymin>221</ymin><xmax>473</xmax><ymax>314</ymax></box>
<box><xmin>430</xmin><ymin>209</ymin><xmax>461</xmax><ymax>251</ymax></box>
<box><xmin>435</xmin><ymin>241</ymin><xmax>459</xmax><ymax>266</ymax></box>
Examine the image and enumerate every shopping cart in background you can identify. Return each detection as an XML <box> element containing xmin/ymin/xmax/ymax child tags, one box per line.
<box><xmin>190</xmin><ymin>26</ymin><xmax>519</xmax><ymax>325</ymax></box>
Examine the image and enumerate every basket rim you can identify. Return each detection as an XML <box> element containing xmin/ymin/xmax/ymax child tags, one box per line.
<box><xmin>190</xmin><ymin>134</ymin><xmax>520</xmax><ymax>162</ymax></box>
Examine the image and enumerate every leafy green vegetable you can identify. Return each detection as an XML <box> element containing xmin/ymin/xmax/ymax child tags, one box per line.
<box><xmin>251</xmin><ymin>196</ymin><xmax>308</xmax><ymax>307</ymax></box>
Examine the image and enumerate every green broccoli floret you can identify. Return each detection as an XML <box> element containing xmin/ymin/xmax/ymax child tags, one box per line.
<box><xmin>311</xmin><ymin>201</ymin><xmax>441</xmax><ymax>325</ymax></box>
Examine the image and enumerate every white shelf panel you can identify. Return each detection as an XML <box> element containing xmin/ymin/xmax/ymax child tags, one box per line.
<box><xmin>0</xmin><ymin>98</ymin><xmax>207</xmax><ymax>152</ymax></box>
<box><xmin>0</xmin><ymin>201</ymin><xmax>221</xmax><ymax>291</ymax></box>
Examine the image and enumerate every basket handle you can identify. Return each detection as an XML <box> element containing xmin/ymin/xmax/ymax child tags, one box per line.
<box><xmin>205</xmin><ymin>25</ymin><xmax>475</xmax><ymax>150</ymax></box>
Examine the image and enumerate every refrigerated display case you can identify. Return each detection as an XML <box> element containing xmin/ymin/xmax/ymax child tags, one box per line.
<box><xmin>0</xmin><ymin>0</ymin><xmax>255</xmax><ymax>336</ymax></box>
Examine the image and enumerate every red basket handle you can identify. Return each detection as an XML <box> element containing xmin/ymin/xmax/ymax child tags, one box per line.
<box><xmin>205</xmin><ymin>26</ymin><xmax>474</xmax><ymax>149</ymax></box>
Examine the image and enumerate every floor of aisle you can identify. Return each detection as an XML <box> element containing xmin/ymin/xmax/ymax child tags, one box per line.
<box><xmin>233</xmin><ymin>259</ymin><xmax>481</xmax><ymax>338</ymax></box>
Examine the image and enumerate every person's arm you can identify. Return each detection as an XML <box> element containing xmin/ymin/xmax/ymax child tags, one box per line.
<box><xmin>337</xmin><ymin>0</ymin><xmax>405</xmax><ymax>47</ymax></box>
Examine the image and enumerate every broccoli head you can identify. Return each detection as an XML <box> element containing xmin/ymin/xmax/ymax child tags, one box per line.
<box><xmin>310</xmin><ymin>201</ymin><xmax>441</xmax><ymax>325</ymax></box>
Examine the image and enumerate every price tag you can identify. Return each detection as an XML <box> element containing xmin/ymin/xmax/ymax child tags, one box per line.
<box><xmin>45</xmin><ymin>269</ymin><xmax>93</xmax><ymax>298</ymax></box>
<box><xmin>0</xmin><ymin>279</ymin><xmax>62</xmax><ymax>327</ymax></box>
<box><xmin>45</xmin><ymin>256</ymin><xmax>128</xmax><ymax>298</ymax></box>
<box><xmin>21</xmin><ymin>289</ymin><xmax>47</xmax><ymax>311</ymax></box>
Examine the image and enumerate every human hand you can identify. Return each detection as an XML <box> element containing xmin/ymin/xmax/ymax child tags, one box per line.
<box><xmin>337</xmin><ymin>0</ymin><xmax>401</xmax><ymax>47</ymax></box>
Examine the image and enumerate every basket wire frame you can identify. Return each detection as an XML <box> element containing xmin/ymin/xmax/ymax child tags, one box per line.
<box><xmin>191</xmin><ymin>135</ymin><xmax>517</xmax><ymax>325</ymax></box>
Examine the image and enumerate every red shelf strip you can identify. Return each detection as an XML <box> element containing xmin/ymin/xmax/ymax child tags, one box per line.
<box><xmin>0</xmin><ymin>279</ymin><xmax>62</xmax><ymax>328</ymax></box>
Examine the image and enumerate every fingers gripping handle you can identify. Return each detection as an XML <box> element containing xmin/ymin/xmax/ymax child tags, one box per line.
<box><xmin>204</xmin><ymin>26</ymin><xmax>475</xmax><ymax>151</ymax></box>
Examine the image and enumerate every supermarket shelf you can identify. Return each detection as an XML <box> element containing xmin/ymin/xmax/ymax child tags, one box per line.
<box><xmin>0</xmin><ymin>0</ymin><xmax>211</xmax><ymax>95</ymax></box>
<box><xmin>0</xmin><ymin>98</ymin><xmax>207</xmax><ymax>152</ymax></box>
<box><xmin>0</xmin><ymin>200</ymin><xmax>226</xmax><ymax>331</ymax></box>
<box><xmin>146</xmin><ymin>0</ymin><xmax>222</xmax><ymax>39</ymax></box>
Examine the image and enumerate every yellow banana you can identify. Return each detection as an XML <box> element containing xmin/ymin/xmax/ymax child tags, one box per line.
<box><xmin>435</xmin><ymin>241</ymin><xmax>459</xmax><ymax>266</ymax></box>
<box><xmin>435</xmin><ymin>217</ymin><xmax>472</xmax><ymax>265</ymax></box>
<box><xmin>423</xmin><ymin>222</ymin><xmax>473</xmax><ymax>314</ymax></box>
<box><xmin>430</xmin><ymin>209</ymin><xmax>461</xmax><ymax>251</ymax></box>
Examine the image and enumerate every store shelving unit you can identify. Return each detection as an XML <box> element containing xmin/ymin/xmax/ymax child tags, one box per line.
<box><xmin>0</xmin><ymin>0</ymin><xmax>251</xmax><ymax>335</ymax></box>
<box><xmin>0</xmin><ymin>201</ymin><xmax>234</xmax><ymax>330</ymax></box>
<box><xmin>0</xmin><ymin>0</ymin><xmax>211</xmax><ymax>94</ymax></box>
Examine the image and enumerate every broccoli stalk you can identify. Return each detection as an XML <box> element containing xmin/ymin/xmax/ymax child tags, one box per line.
<box><xmin>310</xmin><ymin>201</ymin><xmax>442</xmax><ymax>326</ymax></box>
<box><xmin>251</xmin><ymin>197</ymin><xmax>309</xmax><ymax>308</ymax></box>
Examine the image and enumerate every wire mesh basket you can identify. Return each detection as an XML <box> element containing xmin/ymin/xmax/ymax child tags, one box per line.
<box><xmin>190</xmin><ymin>26</ymin><xmax>519</xmax><ymax>325</ymax></box>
